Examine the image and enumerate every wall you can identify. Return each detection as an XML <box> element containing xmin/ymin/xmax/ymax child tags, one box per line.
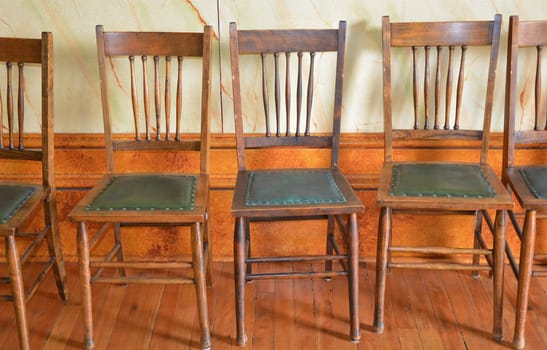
<box><xmin>0</xmin><ymin>1</ymin><xmax>546</xmax><ymax>133</ymax></box>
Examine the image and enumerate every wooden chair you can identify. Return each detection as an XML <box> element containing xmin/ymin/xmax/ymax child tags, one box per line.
<box><xmin>67</xmin><ymin>25</ymin><xmax>213</xmax><ymax>350</ymax></box>
<box><xmin>503</xmin><ymin>16</ymin><xmax>547</xmax><ymax>350</ymax></box>
<box><xmin>0</xmin><ymin>33</ymin><xmax>68</xmax><ymax>350</ymax></box>
<box><xmin>374</xmin><ymin>15</ymin><xmax>514</xmax><ymax>341</ymax></box>
<box><xmin>229</xmin><ymin>21</ymin><xmax>364</xmax><ymax>345</ymax></box>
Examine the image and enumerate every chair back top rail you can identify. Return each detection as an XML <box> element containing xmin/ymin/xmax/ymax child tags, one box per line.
<box><xmin>102</xmin><ymin>32</ymin><xmax>204</xmax><ymax>57</ymax></box>
<box><xmin>382</xmin><ymin>15</ymin><xmax>502</xmax><ymax>164</ymax></box>
<box><xmin>230</xmin><ymin>21</ymin><xmax>346</xmax><ymax>171</ymax></box>
<box><xmin>504</xmin><ymin>16</ymin><xmax>547</xmax><ymax>169</ymax></box>
<box><xmin>96</xmin><ymin>25</ymin><xmax>212</xmax><ymax>174</ymax></box>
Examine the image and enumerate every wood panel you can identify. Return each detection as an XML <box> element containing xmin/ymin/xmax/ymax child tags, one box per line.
<box><xmin>0</xmin><ymin>132</ymin><xmax>545</xmax><ymax>261</ymax></box>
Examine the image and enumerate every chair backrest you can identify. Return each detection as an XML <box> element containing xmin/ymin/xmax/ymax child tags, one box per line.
<box><xmin>503</xmin><ymin>16</ymin><xmax>547</xmax><ymax>170</ymax></box>
<box><xmin>0</xmin><ymin>33</ymin><xmax>54</xmax><ymax>188</ymax></box>
<box><xmin>96</xmin><ymin>25</ymin><xmax>213</xmax><ymax>174</ymax></box>
<box><xmin>229</xmin><ymin>21</ymin><xmax>347</xmax><ymax>171</ymax></box>
<box><xmin>382</xmin><ymin>15</ymin><xmax>502</xmax><ymax>164</ymax></box>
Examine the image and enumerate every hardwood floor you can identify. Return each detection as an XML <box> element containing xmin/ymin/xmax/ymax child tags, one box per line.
<box><xmin>0</xmin><ymin>261</ymin><xmax>544</xmax><ymax>349</ymax></box>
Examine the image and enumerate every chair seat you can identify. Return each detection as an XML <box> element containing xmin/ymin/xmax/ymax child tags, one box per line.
<box><xmin>86</xmin><ymin>174</ymin><xmax>197</xmax><ymax>211</ymax></box>
<box><xmin>232</xmin><ymin>169</ymin><xmax>363</xmax><ymax>217</ymax></box>
<box><xmin>0</xmin><ymin>184</ymin><xmax>36</xmax><ymax>224</ymax></box>
<box><xmin>377</xmin><ymin>162</ymin><xmax>513</xmax><ymax>210</ymax></box>
<box><xmin>69</xmin><ymin>174</ymin><xmax>209</xmax><ymax>223</ymax></box>
<box><xmin>520</xmin><ymin>166</ymin><xmax>547</xmax><ymax>199</ymax></box>
<box><xmin>246</xmin><ymin>169</ymin><xmax>346</xmax><ymax>205</ymax></box>
<box><xmin>506</xmin><ymin>166</ymin><xmax>547</xmax><ymax>210</ymax></box>
<box><xmin>390</xmin><ymin>163</ymin><xmax>496</xmax><ymax>198</ymax></box>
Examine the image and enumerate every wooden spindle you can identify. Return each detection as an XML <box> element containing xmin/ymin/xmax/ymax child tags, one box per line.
<box><xmin>176</xmin><ymin>56</ymin><xmax>183</xmax><ymax>141</ymax></box>
<box><xmin>274</xmin><ymin>52</ymin><xmax>280</xmax><ymax>136</ymax></box>
<box><xmin>434</xmin><ymin>46</ymin><xmax>442</xmax><ymax>129</ymax></box>
<box><xmin>285</xmin><ymin>52</ymin><xmax>291</xmax><ymax>136</ymax></box>
<box><xmin>165</xmin><ymin>56</ymin><xmax>171</xmax><ymax>140</ymax></box>
<box><xmin>18</xmin><ymin>62</ymin><xmax>24</xmax><ymax>149</ymax></box>
<box><xmin>445</xmin><ymin>46</ymin><xmax>455</xmax><ymax>130</ymax></box>
<box><xmin>424</xmin><ymin>46</ymin><xmax>431</xmax><ymax>129</ymax></box>
<box><xmin>412</xmin><ymin>47</ymin><xmax>419</xmax><ymax>129</ymax></box>
<box><xmin>454</xmin><ymin>46</ymin><xmax>467</xmax><ymax>130</ymax></box>
<box><xmin>535</xmin><ymin>46</ymin><xmax>542</xmax><ymax>131</ymax></box>
<box><xmin>305</xmin><ymin>52</ymin><xmax>315</xmax><ymax>136</ymax></box>
<box><xmin>7</xmin><ymin>62</ymin><xmax>14</xmax><ymax>149</ymax></box>
<box><xmin>141</xmin><ymin>55</ymin><xmax>150</xmax><ymax>140</ymax></box>
<box><xmin>296</xmin><ymin>52</ymin><xmax>303</xmax><ymax>136</ymax></box>
<box><xmin>261</xmin><ymin>53</ymin><xmax>270</xmax><ymax>136</ymax></box>
<box><xmin>154</xmin><ymin>56</ymin><xmax>161</xmax><ymax>140</ymax></box>
<box><xmin>128</xmin><ymin>57</ymin><xmax>141</xmax><ymax>140</ymax></box>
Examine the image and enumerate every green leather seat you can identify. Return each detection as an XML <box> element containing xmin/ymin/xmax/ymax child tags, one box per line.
<box><xmin>245</xmin><ymin>170</ymin><xmax>347</xmax><ymax>206</ymax></box>
<box><xmin>390</xmin><ymin>163</ymin><xmax>496</xmax><ymax>198</ymax></box>
<box><xmin>520</xmin><ymin>166</ymin><xmax>547</xmax><ymax>199</ymax></box>
<box><xmin>86</xmin><ymin>174</ymin><xmax>197</xmax><ymax>211</ymax></box>
<box><xmin>0</xmin><ymin>185</ymin><xmax>35</xmax><ymax>223</ymax></box>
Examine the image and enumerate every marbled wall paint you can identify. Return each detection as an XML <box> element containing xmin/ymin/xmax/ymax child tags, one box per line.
<box><xmin>0</xmin><ymin>0</ymin><xmax>220</xmax><ymax>133</ymax></box>
<box><xmin>0</xmin><ymin>0</ymin><xmax>546</xmax><ymax>134</ymax></box>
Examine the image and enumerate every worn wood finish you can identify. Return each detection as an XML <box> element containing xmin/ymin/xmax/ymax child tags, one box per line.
<box><xmin>229</xmin><ymin>21</ymin><xmax>364</xmax><ymax>346</ymax></box>
<box><xmin>503</xmin><ymin>16</ymin><xmax>547</xmax><ymax>350</ymax></box>
<box><xmin>67</xmin><ymin>25</ymin><xmax>214</xmax><ymax>350</ymax></box>
<box><xmin>0</xmin><ymin>32</ymin><xmax>68</xmax><ymax>350</ymax></box>
<box><xmin>374</xmin><ymin>15</ymin><xmax>515</xmax><ymax>344</ymax></box>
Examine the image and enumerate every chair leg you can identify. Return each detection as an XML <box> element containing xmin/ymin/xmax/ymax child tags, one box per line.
<box><xmin>512</xmin><ymin>210</ymin><xmax>536</xmax><ymax>350</ymax></box>
<box><xmin>386</xmin><ymin>214</ymin><xmax>393</xmax><ymax>274</ymax></box>
<box><xmin>77</xmin><ymin>222</ymin><xmax>94</xmax><ymax>350</ymax></box>
<box><xmin>113</xmin><ymin>223</ymin><xmax>127</xmax><ymax>280</ymax></box>
<box><xmin>44</xmin><ymin>192</ymin><xmax>68</xmax><ymax>300</ymax></box>
<box><xmin>234</xmin><ymin>217</ymin><xmax>248</xmax><ymax>346</ymax></box>
<box><xmin>325</xmin><ymin>215</ymin><xmax>335</xmax><ymax>274</ymax></box>
<box><xmin>492</xmin><ymin>210</ymin><xmax>506</xmax><ymax>341</ymax></box>
<box><xmin>192</xmin><ymin>222</ymin><xmax>212</xmax><ymax>350</ymax></box>
<box><xmin>506</xmin><ymin>210</ymin><xmax>522</xmax><ymax>278</ymax></box>
<box><xmin>245</xmin><ymin>220</ymin><xmax>252</xmax><ymax>277</ymax></box>
<box><xmin>472</xmin><ymin>211</ymin><xmax>483</xmax><ymax>279</ymax></box>
<box><xmin>347</xmin><ymin>213</ymin><xmax>360</xmax><ymax>343</ymax></box>
<box><xmin>373</xmin><ymin>207</ymin><xmax>391</xmax><ymax>334</ymax></box>
<box><xmin>6</xmin><ymin>235</ymin><xmax>30</xmax><ymax>350</ymax></box>
<box><xmin>203</xmin><ymin>212</ymin><xmax>214</xmax><ymax>288</ymax></box>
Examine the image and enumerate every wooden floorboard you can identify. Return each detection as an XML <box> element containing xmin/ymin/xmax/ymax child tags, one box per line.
<box><xmin>291</xmin><ymin>263</ymin><xmax>317</xmax><ymax>350</ymax></box>
<box><xmin>0</xmin><ymin>261</ymin><xmax>544</xmax><ymax>349</ymax></box>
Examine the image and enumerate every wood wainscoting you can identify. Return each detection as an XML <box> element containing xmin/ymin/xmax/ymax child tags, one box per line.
<box><xmin>0</xmin><ymin>132</ymin><xmax>545</xmax><ymax>262</ymax></box>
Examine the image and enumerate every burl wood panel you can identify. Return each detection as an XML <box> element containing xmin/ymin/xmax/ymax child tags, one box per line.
<box><xmin>0</xmin><ymin>133</ymin><xmax>544</xmax><ymax>261</ymax></box>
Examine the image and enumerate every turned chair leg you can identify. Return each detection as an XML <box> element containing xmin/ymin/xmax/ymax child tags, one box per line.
<box><xmin>6</xmin><ymin>235</ymin><xmax>30</xmax><ymax>350</ymax></box>
<box><xmin>512</xmin><ymin>210</ymin><xmax>536</xmax><ymax>350</ymax></box>
<box><xmin>77</xmin><ymin>222</ymin><xmax>94</xmax><ymax>350</ymax></box>
<box><xmin>234</xmin><ymin>217</ymin><xmax>247</xmax><ymax>346</ymax></box>
<box><xmin>192</xmin><ymin>222</ymin><xmax>212</xmax><ymax>350</ymax></box>
<box><xmin>492</xmin><ymin>210</ymin><xmax>506</xmax><ymax>341</ymax></box>
<box><xmin>347</xmin><ymin>213</ymin><xmax>360</xmax><ymax>342</ymax></box>
<box><xmin>373</xmin><ymin>207</ymin><xmax>391</xmax><ymax>334</ymax></box>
